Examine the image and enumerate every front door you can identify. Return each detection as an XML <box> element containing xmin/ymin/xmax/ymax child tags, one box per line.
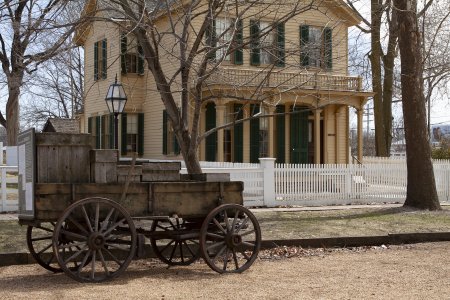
<box><xmin>290</xmin><ymin>106</ymin><xmax>308</xmax><ymax>164</ymax></box>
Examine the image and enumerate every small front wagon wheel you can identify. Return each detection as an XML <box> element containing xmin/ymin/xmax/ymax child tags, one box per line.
<box><xmin>200</xmin><ymin>204</ymin><xmax>261</xmax><ymax>273</ymax></box>
<box><xmin>52</xmin><ymin>197</ymin><xmax>137</xmax><ymax>283</ymax></box>
<box><xmin>27</xmin><ymin>223</ymin><xmax>61</xmax><ymax>273</ymax></box>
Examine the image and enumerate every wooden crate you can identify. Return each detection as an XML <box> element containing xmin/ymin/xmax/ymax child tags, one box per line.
<box><xmin>36</xmin><ymin>133</ymin><xmax>94</xmax><ymax>183</ymax></box>
<box><xmin>141</xmin><ymin>162</ymin><xmax>181</xmax><ymax>182</ymax></box>
<box><xmin>90</xmin><ymin>150</ymin><xmax>118</xmax><ymax>183</ymax></box>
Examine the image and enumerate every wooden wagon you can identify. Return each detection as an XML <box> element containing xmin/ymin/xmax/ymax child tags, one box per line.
<box><xmin>17</xmin><ymin>129</ymin><xmax>261</xmax><ymax>282</ymax></box>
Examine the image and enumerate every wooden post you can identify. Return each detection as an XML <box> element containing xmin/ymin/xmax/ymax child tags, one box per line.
<box><xmin>314</xmin><ymin>109</ymin><xmax>322</xmax><ymax>164</ymax></box>
<box><xmin>357</xmin><ymin>108</ymin><xmax>364</xmax><ymax>162</ymax></box>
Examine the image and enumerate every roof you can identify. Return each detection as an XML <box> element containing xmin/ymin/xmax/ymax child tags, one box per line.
<box><xmin>42</xmin><ymin>118</ymin><xmax>80</xmax><ymax>133</ymax></box>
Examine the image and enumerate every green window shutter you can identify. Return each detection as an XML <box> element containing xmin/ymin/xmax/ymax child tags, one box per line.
<box><xmin>233</xmin><ymin>104</ymin><xmax>243</xmax><ymax>163</ymax></box>
<box><xmin>250</xmin><ymin>20</ymin><xmax>260</xmax><ymax>66</ymax></box>
<box><xmin>300</xmin><ymin>25</ymin><xmax>309</xmax><ymax>67</ymax></box>
<box><xmin>324</xmin><ymin>27</ymin><xmax>333</xmax><ymax>70</ymax></box>
<box><xmin>250</xmin><ymin>104</ymin><xmax>260</xmax><ymax>163</ymax></box>
<box><xmin>138</xmin><ymin>43</ymin><xmax>145</xmax><ymax>74</ymax></box>
<box><xmin>234</xmin><ymin>19</ymin><xmax>244</xmax><ymax>65</ymax></box>
<box><xmin>102</xmin><ymin>39</ymin><xmax>107</xmax><ymax>79</ymax></box>
<box><xmin>162</xmin><ymin>110</ymin><xmax>168</xmax><ymax>155</ymax></box>
<box><xmin>275</xmin><ymin>105</ymin><xmax>285</xmax><ymax>163</ymax></box>
<box><xmin>205</xmin><ymin>103</ymin><xmax>217</xmax><ymax>161</ymax></box>
<box><xmin>88</xmin><ymin>117</ymin><xmax>92</xmax><ymax>134</ymax></box>
<box><xmin>121</xmin><ymin>113</ymin><xmax>127</xmax><ymax>155</ymax></box>
<box><xmin>206</xmin><ymin>18</ymin><xmax>217</xmax><ymax>60</ymax></box>
<box><xmin>95</xmin><ymin>116</ymin><xmax>101</xmax><ymax>148</ymax></box>
<box><xmin>276</xmin><ymin>23</ymin><xmax>285</xmax><ymax>67</ymax></box>
<box><xmin>109</xmin><ymin>114</ymin><xmax>115</xmax><ymax>149</ymax></box>
<box><xmin>121</xmin><ymin>34</ymin><xmax>127</xmax><ymax>74</ymax></box>
<box><xmin>94</xmin><ymin>42</ymin><xmax>99</xmax><ymax>81</ymax></box>
<box><xmin>138</xmin><ymin>113</ymin><xmax>144</xmax><ymax>156</ymax></box>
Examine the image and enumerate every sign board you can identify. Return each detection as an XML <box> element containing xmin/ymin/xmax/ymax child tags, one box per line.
<box><xmin>18</xmin><ymin>128</ymin><xmax>35</xmax><ymax>219</ymax></box>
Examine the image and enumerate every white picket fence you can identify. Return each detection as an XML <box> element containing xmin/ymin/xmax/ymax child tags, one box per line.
<box><xmin>183</xmin><ymin>159</ymin><xmax>450</xmax><ymax>207</ymax></box>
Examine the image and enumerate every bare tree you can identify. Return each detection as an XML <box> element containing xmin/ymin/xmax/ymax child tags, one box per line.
<box><xmin>22</xmin><ymin>46</ymin><xmax>84</xmax><ymax>128</ymax></box>
<box><xmin>394</xmin><ymin>0</ymin><xmax>440</xmax><ymax>210</ymax></box>
<box><xmin>0</xmin><ymin>0</ymin><xmax>85</xmax><ymax>145</ymax></box>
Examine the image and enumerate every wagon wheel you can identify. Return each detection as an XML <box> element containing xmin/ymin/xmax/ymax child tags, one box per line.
<box><xmin>27</xmin><ymin>223</ymin><xmax>61</xmax><ymax>273</ymax></box>
<box><xmin>52</xmin><ymin>197</ymin><xmax>137</xmax><ymax>283</ymax></box>
<box><xmin>200</xmin><ymin>204</ymin><xmax>261</xmax><ymax>273</ymax></box>
<box><xmin>149</xmin><ymin>218</ymin><xmax>201</xmax><ymax>266</ymax></box>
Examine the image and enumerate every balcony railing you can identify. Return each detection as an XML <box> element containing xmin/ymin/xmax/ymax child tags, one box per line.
<box><xmin>204</xmin><ymin>67</ymin><xmax>363</xmax><ymax>92</ymax></box>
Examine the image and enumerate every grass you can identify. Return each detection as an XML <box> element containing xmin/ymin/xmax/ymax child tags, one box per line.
<box><xmin>1</xmin><ymin>206</ymin><xmax>450</xmax><ymax>253</ymax></box>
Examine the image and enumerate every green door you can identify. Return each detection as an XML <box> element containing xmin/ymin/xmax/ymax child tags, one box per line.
<box><xmin>290</xmin><ymin>106</ymin><xmax>308</xmax><ymax>164</ymax></box>
<box><xmin>233</xmin><ymin>104</ymin><xmax>244</xmax><ymax>162</ymax></box>
<box><xmin>205</xmin><ymin>103</ymin><xmax>217</xmax><ymax>161</ymax></box>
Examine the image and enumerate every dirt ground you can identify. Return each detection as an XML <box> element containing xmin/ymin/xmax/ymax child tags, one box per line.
<box><xmin>1</xmin><ymin>242</ymin><xmax>449</xmax><ymax>300</ymax></box>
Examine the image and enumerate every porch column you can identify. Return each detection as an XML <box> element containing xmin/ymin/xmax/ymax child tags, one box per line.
<box><xmin>314</xmin><ymin>109</ymin><xmax>322</xmax><ymax>164</ymax></box>
<box><xmin>335</xmin><ymin>106</ymin><xmax>345</xmax><ymax>163</ymax></box>
<box><xmin>268</xmin><ymin>106</ymin><xmax>276</xmax><ymax>157</ymax></box>
<box><xmin>357</xmin><ymin>108</ymin><xmax>364</xmax><ymax>162</ymax></box>
<box><xmin>216</xmin><ymin>104</ymin><xmax>226</xmax><ymax>162</ymax></box>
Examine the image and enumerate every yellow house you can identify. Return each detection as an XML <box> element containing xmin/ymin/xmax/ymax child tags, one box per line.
<box><xmin>75</xmin><ymin>0</ymin><xmax>372</xmax><ymax>164</ymax></box>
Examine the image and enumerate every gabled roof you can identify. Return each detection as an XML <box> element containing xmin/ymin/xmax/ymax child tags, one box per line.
<box><xmin>42</xmin><ymin>118</ymin><xmax>80</xmax><ymax>133</ymax></box>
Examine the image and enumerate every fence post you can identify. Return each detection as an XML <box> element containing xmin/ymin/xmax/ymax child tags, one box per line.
<box><xmin>0</xmin><ymin>142</ymin><xmax>3</xmax><ymax>165</ymax></box>
<box><xmin>259</xmin><ymin>158</ymin><xmax>276</xmax><ymax>207</ymax></box>
<box><xmin>1</xmin><ymin>167</ymin><xmax>6</xmax><ymax>212</ymax></box>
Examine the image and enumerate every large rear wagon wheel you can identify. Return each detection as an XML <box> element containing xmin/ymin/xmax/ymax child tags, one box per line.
<box><xmin>200</xmin><ymin>204</ymin><xmax>261</xmax><ymax>273</ymax></box>
<box><xmin>52</xmin><ymin>197</ymin><xmax>136</xmax><ymax>283</ymax></box>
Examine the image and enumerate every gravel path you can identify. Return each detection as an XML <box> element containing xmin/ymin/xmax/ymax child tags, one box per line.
<box><xmin>1</xmin><ymin>242</ymin><xmax>449</xmax><ymax>299</ymax></box>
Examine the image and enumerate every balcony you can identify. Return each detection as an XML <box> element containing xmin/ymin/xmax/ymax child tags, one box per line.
<box><xmin>204</xmin><ymin>67</ymin><xmax>363</xmax><ymax>92</ymax></box>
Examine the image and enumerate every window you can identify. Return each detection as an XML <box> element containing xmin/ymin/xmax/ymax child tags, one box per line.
<box><xmin>163</xmin><ymin>110</ymin><xmax>180</xmax><ymax>155</ymax></box>
<box><xmin>94</xmin><ymin>39</ymin><xmax>107</xmax><ymax>80</ymax></box>
<box><xmin>121</xmin><ymin>113</ymin><xmax>144</xmax><ymax>156</ymax></box>
<box><xmin>300</xmin><ymin>26</ymin><xmax>332</xmax><ymax>69</ymax></box>
<box><xmin>121</xmin><ymin>34</ymin><xmax>144</xmax><ymax>74</ymax></box>
<box><xmin>88</xmin><ymin>115</ymin><xmax>112</xmax><ymax>149</ymax></box>
<box><xmin>206</xmin><ymin>17</ymin><xmax>243</xmax><ymax>65</ymax></box>
<box><xmin>223</xmin><ymin>105</ymin><xmax>233</xmax><ymax>162</ymax></box>
<box><xmin>250</xmin><ymin>21</ymin><xmax>285</xmax><ymax>67</ymax></box>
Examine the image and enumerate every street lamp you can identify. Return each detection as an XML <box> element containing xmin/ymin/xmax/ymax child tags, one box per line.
<box><xmin>105</xmin><ymin>74</ymin><xmax>127</xmax><ymax>150</ymax></box>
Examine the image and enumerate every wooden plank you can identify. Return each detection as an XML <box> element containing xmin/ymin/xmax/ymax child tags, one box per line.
<box><xmin>90</xmin><ymin>149</ymin><xmax>118</xmax><ymax>163</ymax></box>
<box><xmin>73</xmin><ymin>183</ymin><xmax>149</xmax><ymax>194</ymax></box>
<box><xmin>187</xmin><ymin>173</ymin><xmax>230</xmax><ymax>182</ymax></box>
<box><xmin>91</xmin><ymin>162</ymin><xmax>117</xmax><ymax>183</ymax></box>
<box><xmin>141</xmin><ymin>162</ymin><xmax>181</xmax><ymax>171</ymax></box>
<box><xmin>35</xmin><ymin>183</ymin><xmax>71</xmax><ymax>194</ymax></box>
<box><xmin>151</xmin><ymin>181</ymin><xmax>243</xmax><ymax>193</ymax></box>
<box><xmin>141</xmin><ymin>173</ymin><xmax>180</xmax><ymax>182</ymax></box>
<box><xmin>35</xmin><ymin>133</ymin><xmax>94</xmax><ymax>147</ymax></box>
<box><xmin>117</xmin><ymin>165</ymin><xmax>142</xmax><ymax>176</ymax></box>
<box><xmin>117</xmin><ymin>175</ymin><xmax>141</xmax><ymax>183</ymax></box>
<box><xmin>36</xmin><ymin>146</ymin><xmax>48</xmax><ymax>183</ymax></box>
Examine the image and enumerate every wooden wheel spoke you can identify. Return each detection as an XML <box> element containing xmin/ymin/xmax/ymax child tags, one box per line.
<box><xmin>212</xmin><ymin>218</ymin><xmax>227</xmax><ymax>234</ymax></box>
<box><xmin>240</xmin><ymin>229</ymin><xmax>256</xmax><ymax>237</ymax></box>
<box><xmin>77</xmin><ymin>250</ymin><xmax>92</xmax><ymax>275</ymax></box>
<box><xmin>35</xmin><ymin>226</ymin><xmax>53</xmax><ymax>233</ymax></box>
<box><xmin>31</xmin><ymin>235</ymin><xmax>53</xmax><ymax>242</ymax></box>
<box><xmin>104</xmin><ymin>242</ymin><xmax>131</xmax><ymax>251</ymax></box>
<box><xmin>206</xmin><ymin>232</ymin><xmax>225</xmax><ymax>240</ymax></box>
<box><xmin>99</xmin><ymin>207</ymin><xmax>116</xmax><ymax>233</ymax></box>
<box><xmin>183</xmin><ymin>241</ymin><xmax>196</xmax><ymax>257</ymax></box>
<box><xmin>98</xmin><ymin>249</ymin><xmax>110</xmax><ymax>276</ymax></box>
<box><xmin>207</xmin><ymin>241</ymin><xmax>225</xmax><ymax>252</ymax></box>
<box><xmin>222</xmin><ymin>248</ymin><xmax>229</xmax><ymax>271</ymax></box>
<box><xmin>242</xmin><ymin>241</ymin><xmax>255</xmax><ymax>248</ymax></box>
<box><xmin>169</xmin><ymin>241</ymin><xmax>178</xmax><ymax>262</ymax></box>
<box><xmin>57</xmin><ymin>242</ymin><xmax>86</xmax><ymax>250</ymax></box>
<box><xmin>231</xmin><ymin>209</ymin><xmax>238</xmax><ymax>232</ymax></box>
<box><xmin>179</xmin><ymin>242</ymin><xmax>184</xmax><ymax>262</ymax></box>
<box><xmin>90</xmin><ymin>250</ymin><xmax>97</xmax><ymax>280</ymax></box>
<box><xmin>63</xmin><ymin>244</ymin><xmax>88</xmax><ymax>265</ymax></box>
<box><xmin>37</xmin><ymin>243</ymin><xmax>53</xmax><ymax>255</ymax></box>
<box><xmin>236</xmin><ymin>217</ymin><xmax>249</xmax><ymax>233</ymax></box>
<box><xmin>81</xmin><ymin>205</ymin><xmax>93</xmax><ymax>233</ymax></box>
<box><xmin>60</xmin><ymin>229</ymin><xmax>87</xmax><ymax>241</ymax></box>
<box><xmin>103</xmin><ymin>247</ymin><xmax>123</xmax><ymax>267</ymax></box>
<box><xmin>159</xmin><ymin>240</ymin><xmax>176</xmax><ymax>254</ymax></box>
<box><xmin>223</xmin><ymin>211</ymin><xmax>230</xmax><ymax>232</ymax></box>
<box><xmin>239</xmin><ymin>250</ymin><xmax>251</xmax><ymax>261</ymax></box>
<box><xmin>45</xmin><ymin>253</ymin><xmax>55</xmax><ymax>265</ymax></box>
<box><xmin>103</xmin><ymin>218</ymin><xmax>127</xmax><ymax>236</ymax></box>
<box><xmin>212</xmin><ymin>245</ymin><xmax>227</xmax><ymax>265</ymax></box>
<box><xmin>94</xmin><ymin>203</ymin><xmax>100</xmax><ymax>232</ymax></box>
<box><xmin>67</xmin><ymin>216</ymin><xmax>89</xmax><ymax>235</ymax></box>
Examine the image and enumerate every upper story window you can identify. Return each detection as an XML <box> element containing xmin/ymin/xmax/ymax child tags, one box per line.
<box><xmin>121</xmin><ymin>34</ymin><xmax>145</xmax><ymax>75</ymax></box>
<box><xmin>250</xmin><ymin>20</ymin><xmax>285</xmax><ymax>67</ymax></box>
<box><xmin>94</xmin><ymin>39</ymin><xmax>107</xmax><ymax>81</ymax></box>
<box><xmin>206</xmin><ymin>17</ymin><xmax>243</xmax><ymax>65</ymax></box>
<box><xmin>300</xmin><ymin>25</ymin><xmax>332</xmax><ymax>70</ymax></box>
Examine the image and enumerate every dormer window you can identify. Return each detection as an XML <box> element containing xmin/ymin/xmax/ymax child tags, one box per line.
<box><xmin>121</xmin><ymin>34</ymin><xmax>144</xmax><ymax>75</ymax></box>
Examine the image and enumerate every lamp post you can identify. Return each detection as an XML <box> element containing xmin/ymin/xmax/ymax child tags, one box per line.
<box><xmin>105</xmin><ymin>74</ymin><xmax>128</xmax><ymax>150</ymax></box>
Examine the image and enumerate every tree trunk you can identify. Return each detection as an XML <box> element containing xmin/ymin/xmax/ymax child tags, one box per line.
<box><xmin>6</xmin><ymin>87</ymin><xmax>20</xmax><ymax>146</ymax></box>
<box><xmin>370</xmin><ymin>0</ymin><xmax>388</xmax><ymax>157</ymax></box>
<box><xmin>395</xmin><ymin>0</ymin><xmax>440</xmax><ymax>210</ymax></box>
